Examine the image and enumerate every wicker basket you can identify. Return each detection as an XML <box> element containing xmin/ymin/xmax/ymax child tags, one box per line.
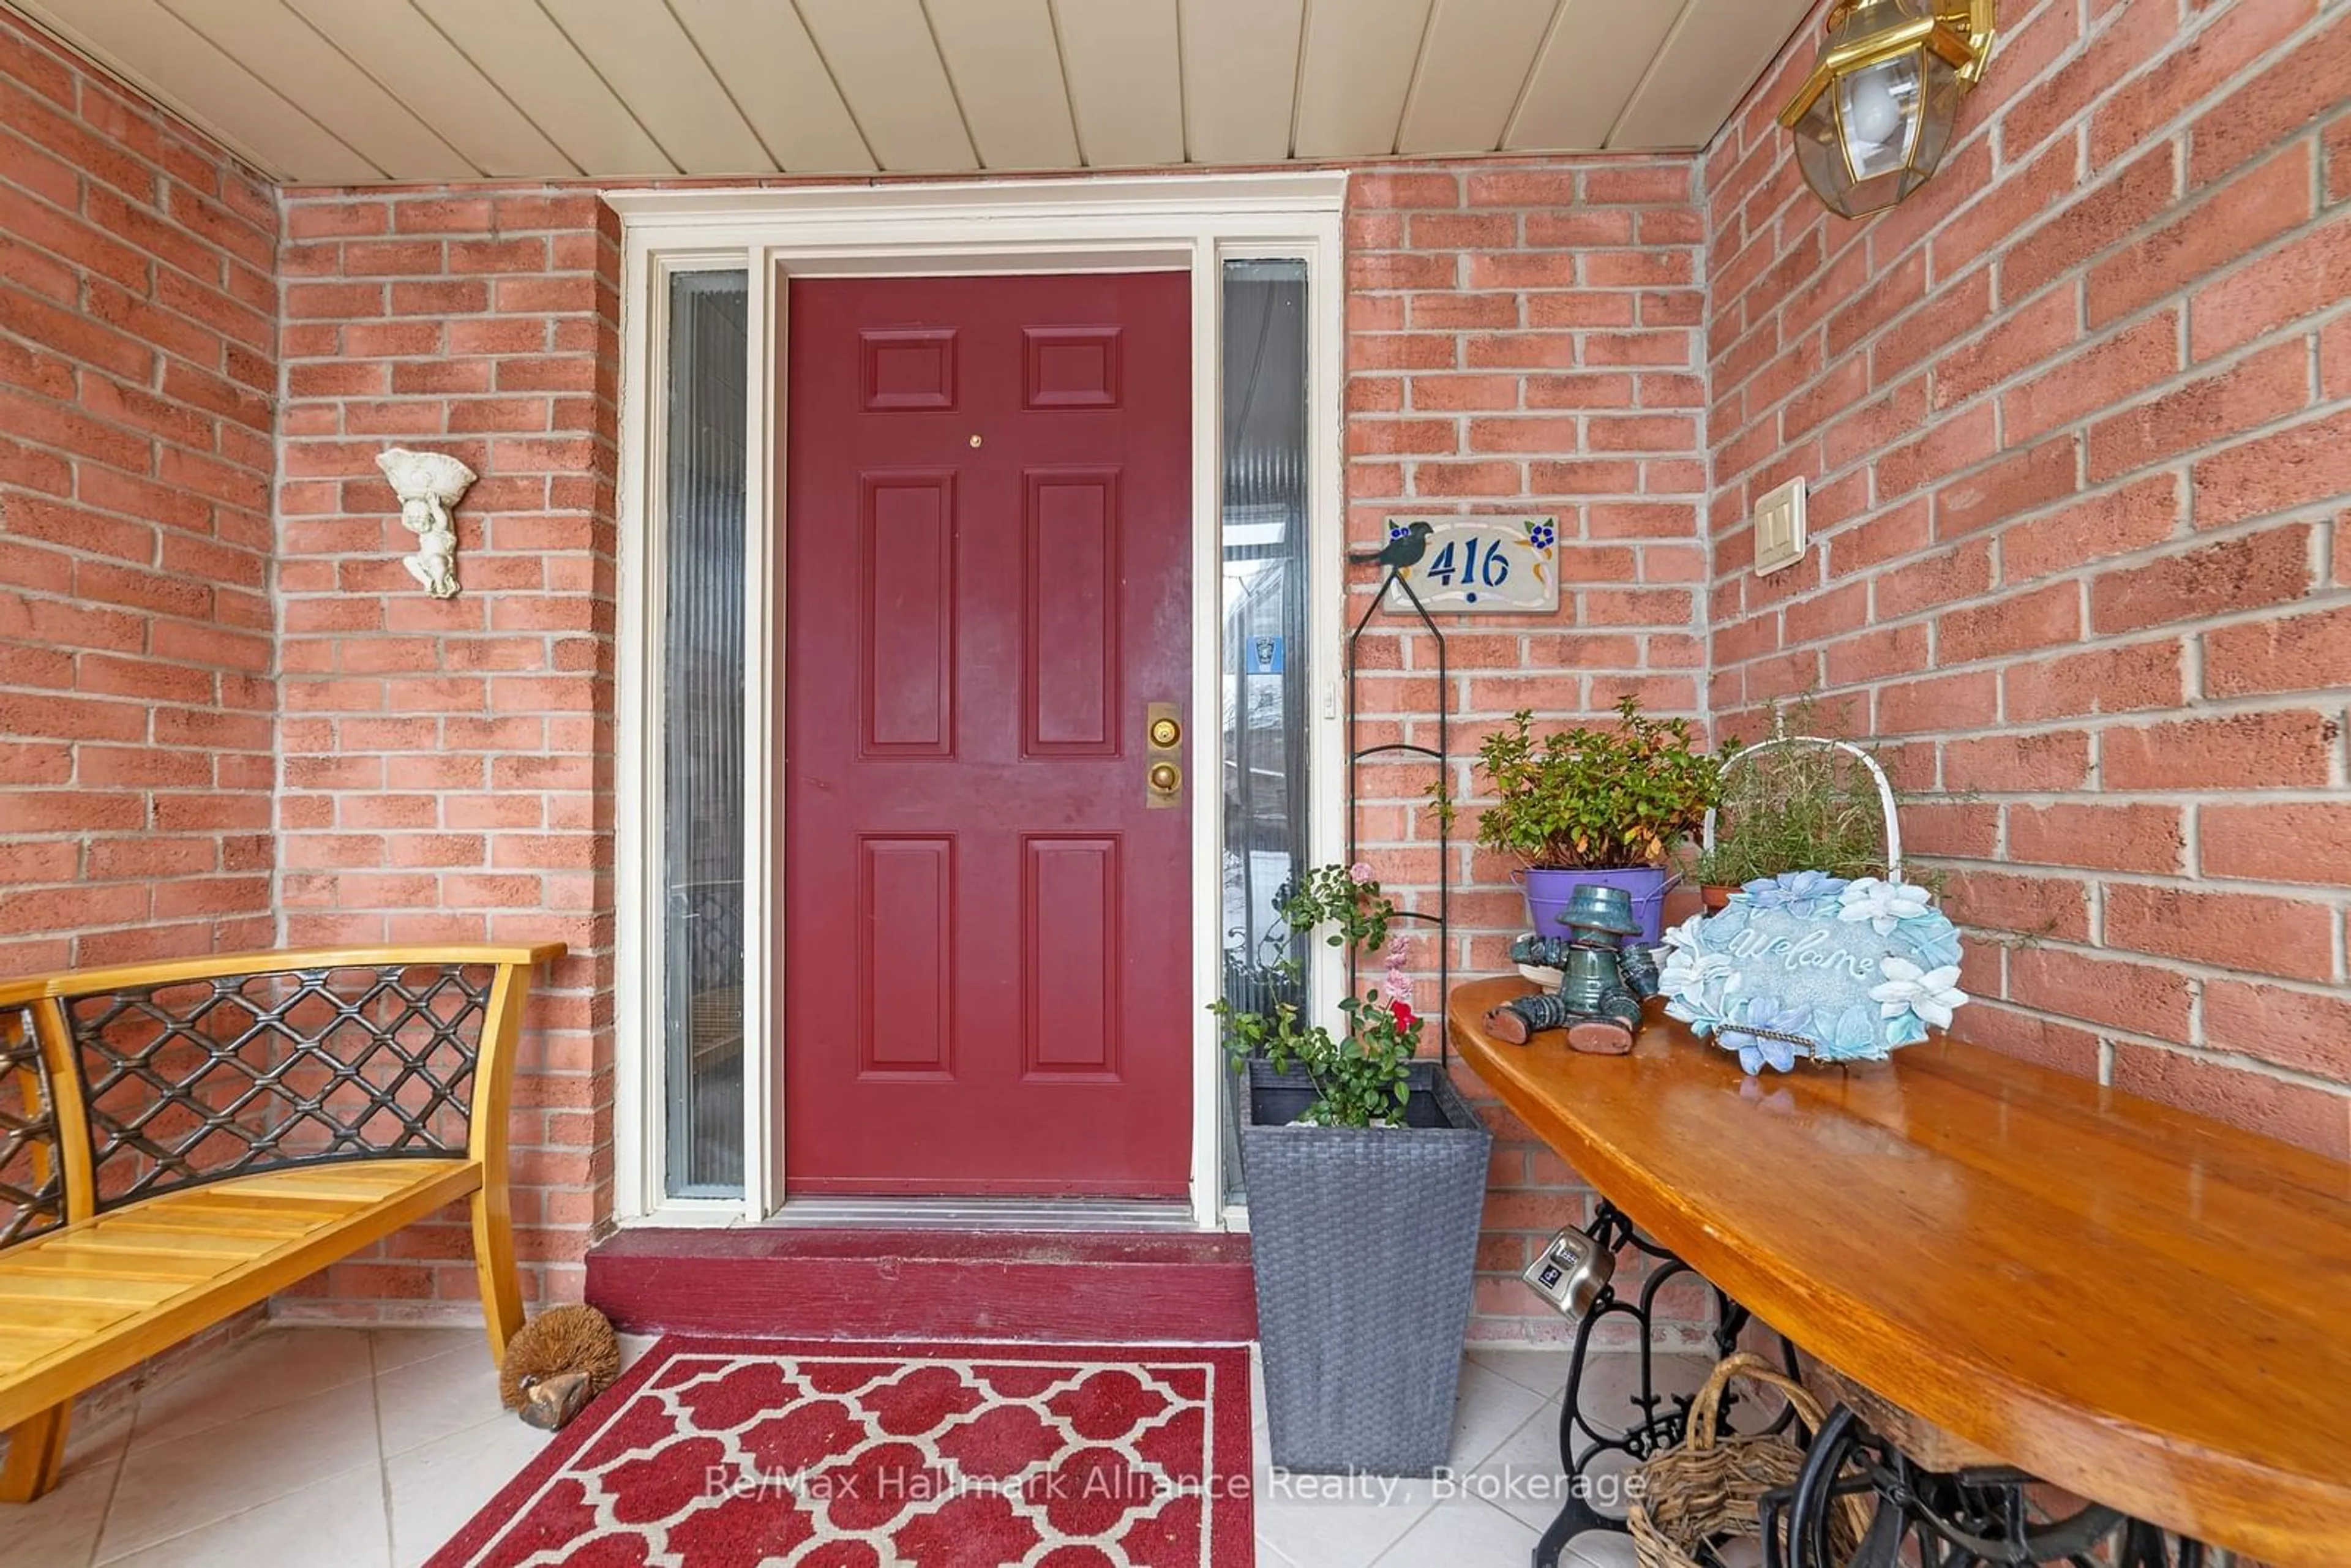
<box><xmin>1627</xmin><ymin>1352</ymin><xmax>1864</xmax><ymax>1568</ymax></box>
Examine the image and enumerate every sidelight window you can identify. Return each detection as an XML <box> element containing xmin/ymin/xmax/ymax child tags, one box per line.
<box><xmin>659</xmin><ymin>269</ymin><xmax>749</xmax><ymax>1198</ymax></box>
<box><xmin>1220</xmin><ymin>258</ymin><xmax>1314</xmax><ymax>1205</ymax></box>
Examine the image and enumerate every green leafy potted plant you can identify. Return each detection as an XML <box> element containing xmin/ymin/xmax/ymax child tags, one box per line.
<box><xmin>1457</xmin><ymin>697</ymin><xmax>1722</xmax><ymax>944</ymax></box>
<box><xmin>1213</xmin><ymin>865</ymin><xmax>1490</xmax><ymax>1477</ymax></box>
<box><xmin>1693</xmin><ymin>696</ymin><xmax>1917</xmax><ymax>912</ymax></box>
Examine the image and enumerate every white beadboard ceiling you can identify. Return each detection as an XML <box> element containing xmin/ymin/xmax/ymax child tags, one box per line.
<box><xmin>7</xmin><ymin>0</ymin><xmax>1814</xmax><ymax>186</ymax></box>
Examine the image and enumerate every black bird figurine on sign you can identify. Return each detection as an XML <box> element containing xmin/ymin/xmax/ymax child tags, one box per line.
<box><xmin>1352</xmin><ymin>520</ymin><xmax>1433</xmax><ymax>570</ymax></box>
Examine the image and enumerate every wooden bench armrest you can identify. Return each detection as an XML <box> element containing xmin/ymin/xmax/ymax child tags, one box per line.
<box><xmin>462</xmin><ymin>952</ymin><xmax>553</xmax><ymax>1349</ymax></box>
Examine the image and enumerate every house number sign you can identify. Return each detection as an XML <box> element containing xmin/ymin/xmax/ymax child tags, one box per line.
<box><xmin>1387</xmin><ymin>517</ymin><xmax>1560</xmax><ymax>613</ymax></box>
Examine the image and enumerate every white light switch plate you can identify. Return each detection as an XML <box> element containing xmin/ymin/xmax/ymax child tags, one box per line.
<box><xmin>1753</xmin><ymin>476</ymin><xmax>1807</xmax><ymax>576</ymax></box>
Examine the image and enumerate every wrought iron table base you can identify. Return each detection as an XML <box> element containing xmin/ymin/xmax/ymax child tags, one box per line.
<box><xmin>1532</xmin><ymin>1200</ymin><xmax>1799</xmax><ymax>1568</ymax></box>
<box><xmin>1765</xmin><ymin>1403</ymin><xmax>2215</xmax><ymax>1568</ymax></box>
<box><xmin>1531</xmin><ymin>1202</ymin><xmax>2214</xmax><ymax>1568</ymax></box>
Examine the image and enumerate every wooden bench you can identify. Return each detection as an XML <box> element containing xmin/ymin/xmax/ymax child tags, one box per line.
<box><xmin>0</xmin><ymin>943</ymin><xmax>563</xmax><ymax>1502</ymax></box>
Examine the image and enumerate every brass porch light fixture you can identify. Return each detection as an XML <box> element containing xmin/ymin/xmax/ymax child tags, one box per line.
<box><xmin>1780</xmin><ymin>0</ymin><xmax>1997</xmax><ymax>219</ymax></box>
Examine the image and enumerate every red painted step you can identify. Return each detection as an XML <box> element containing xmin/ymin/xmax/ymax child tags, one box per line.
<box><xmin>585</xmin><ymin>1229</ymin><xmax>1256</xmax><ymax>1343</ymax></box>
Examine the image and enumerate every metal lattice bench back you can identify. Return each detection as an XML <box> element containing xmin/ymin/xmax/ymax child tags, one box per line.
<box><xmin>0</xmin><ymin>943</ymin><xmax>562</xmax><ymax>1504</ymax></box>
<box><xmin>70</xmin><ymin>960</ymin><xmax>497</xmax><ymax>1214</ymax></box>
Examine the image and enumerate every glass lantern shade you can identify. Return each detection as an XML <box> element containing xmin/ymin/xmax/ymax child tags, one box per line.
<box><xmin>1782</xmin><ymin>0</ymin><xmax>1990</xmax><ymax>219</ymax></box>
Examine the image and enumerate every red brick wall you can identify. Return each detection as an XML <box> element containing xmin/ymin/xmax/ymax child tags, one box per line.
<box><xmin>270</xmin><ymin>186</ymin><xmax>618</xmax><ymax>1318</ymax></box>
<box><xmin>1341</xmin><ymin>160</ymin><xmax>1716</xmax><ymax>1342</ymax></box>
<box><xmin>1708</xmin><ymin>0</ymin><xmax>2351</xmax><ymax>1157</ymax></box>
<box><xmin>0</xmin><ymin>12</ymin><xmax>277</xmax><ymax>973</ymax></box>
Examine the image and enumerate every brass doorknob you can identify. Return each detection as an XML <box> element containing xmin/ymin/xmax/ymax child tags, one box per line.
<box><xmin>1148</xmin><ymin>762</ymin><xmax>1182</xmax><ymax>794</ymax></box>
<box><xmin>1149</xmin><ymin>716</ymin><xmax>1182</xmax><ymax>749</ymax></box>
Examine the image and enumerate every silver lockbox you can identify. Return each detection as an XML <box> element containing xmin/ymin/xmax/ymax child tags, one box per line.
<box><xmin>1521</xmin><ymin>1225</ymin><xmax>1615</xmax><ymax>1319</ymax></box>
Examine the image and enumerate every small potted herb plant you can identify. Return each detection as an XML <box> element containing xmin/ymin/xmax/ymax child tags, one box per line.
<box><xmin>1214</xmin><ymin>865</ymin><xmax>1490</xmax><ymax>1477</ymax></box>
<box><xmin>1457</xmin><ymin>697</ymin><xmax>1722</xmax><ymax>945</ymax></box>
<box><xmin>1693</xmin><ymin>696</ymin><xmax>1917</xmax><ymax>912</ymax></box>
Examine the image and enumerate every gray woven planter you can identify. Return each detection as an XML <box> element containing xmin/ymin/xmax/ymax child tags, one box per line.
<box><xmin>1237</xmin><ymin>1058</ymin><xmax>1491</xmax><ymax>1476</ymax></box>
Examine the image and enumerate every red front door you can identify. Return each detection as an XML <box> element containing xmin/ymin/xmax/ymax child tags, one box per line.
<box><xmin>784</xmin><ymin>273</ymin><xmax>1193</xmax><ymax>1197</ymax></box>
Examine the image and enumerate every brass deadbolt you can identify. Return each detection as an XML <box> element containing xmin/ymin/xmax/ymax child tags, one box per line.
<box><xmin>1148</xmin><ymin>762</ymin><xmax>1182</xmax><ymax>794</ymax></box>
<box><xmin>1149</xmin><ymin>716</ymin><xmax>1182</xmax><ymax>749</ymax></box>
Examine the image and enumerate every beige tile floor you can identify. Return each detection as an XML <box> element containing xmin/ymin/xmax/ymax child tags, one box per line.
<box><xmin>0</xmin><ymin>1326</ymin><xmax>658</xmax><ymax>1568</ymax></box>
<box><xmin>1250</xmin><ymin>1345</ymin><xmax>1715</xmax><ymax>1568</ymax></box>
<box><xmin>3</xmin><ymin>1327</ymin><xmax>1699</xmax><ymax>1567</ymax></box>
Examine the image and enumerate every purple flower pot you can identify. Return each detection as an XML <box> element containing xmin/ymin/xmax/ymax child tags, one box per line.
<box><xmin>1520</xmin><ymin>866</ymin><xmax>1674</xmax><ymax>945</ymax></box>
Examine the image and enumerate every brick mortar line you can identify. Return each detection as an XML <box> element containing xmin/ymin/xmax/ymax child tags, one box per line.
<box><xmin>1790</xmin><ymin>786</ymin><xmax>2351</xmax><ymax>809</ymax></box>
<box><xmin>277</xmin><ymin>184</ymin><xmax>591</xmax><ymax>207</ymax></box>
<box><xmin>281</xmin><ymin>230</ymin><xmax>602</xmax><ymax>255</ymax></box>
<box><xmin>277</xmin><ymin>315</ymin><xmax>604</xmax><ymax>342</ymax></box>
<box><xmin>1351</xmin><ymin>410</ymin><xmax>1707</xmax><ymax>432</ymax></box>
<box><xmin>1699</xmin><ymin>91</ymin><xmax>1723</xmax><ymax>738</ymax></box>
<box><xmin>265</xmin><ymin>173</ymin><xmax>294</xmax><ymax>956</ymax></box>
<box><xmin>1350</xmin><ymin>487</ymin><xmax>1709</xmax><ymax>501</ymax></box>
<box><xmin>1696</xmin><ymin>689</ymin><xmax>2348</xmax><ymax>737</ymax></box>
<box><xmin>281</xmin><ymin>282</ymin><xmax>603</xmax><ymax>307</ymax></box>
<box><xmin>1348</xmin><ymin>281</ymin><xmax>1703</xmax><ymax>295</ymax></box>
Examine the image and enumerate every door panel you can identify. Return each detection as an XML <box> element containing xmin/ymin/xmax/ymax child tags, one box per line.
<box><xmin>1023</xmin><ymin>468</ymin><xmax>1120</xmax><ymax>756</ymax></box>
<box><xmin>786</xmin><ymin>272</ymin><xmax>1193</xmax><ymax>1197</ymax></box>
<box><xmin>1024</xmin><ymin>835</ymin><xmax>1120</xmax><ymax>1076</ymax></box>
<box><xmin>859</xmin><ymin>471</ymin><xmax>956</xmax><ymax>756</ymax></box>
<box><xmin>858</xmin><ymin>835</ymin><xmax>954</xmax><ymax>1076</ymax></box>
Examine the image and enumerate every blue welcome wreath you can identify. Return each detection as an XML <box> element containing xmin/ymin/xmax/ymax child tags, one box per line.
<box><xmin>1655</xmin><ymin>872</ymin><xmax>1968</xmax><ymax>1075</ymax></box>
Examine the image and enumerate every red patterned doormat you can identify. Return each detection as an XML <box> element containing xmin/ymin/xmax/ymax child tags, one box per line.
<box><xmin>428</xmin><ymin>1337</ymin><xmax>1254</xmax><ymax>1567</ymax></box>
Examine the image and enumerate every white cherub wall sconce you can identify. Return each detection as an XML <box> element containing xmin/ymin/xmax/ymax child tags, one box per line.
<box><xmin>375</xmin><ymin>447</ymin><xmax>478</xmax><ymax>599</ymax></box>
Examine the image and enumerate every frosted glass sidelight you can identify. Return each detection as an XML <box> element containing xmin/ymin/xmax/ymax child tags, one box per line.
<box><xmin>661</xmin><ymin>271</ymin><xmax>749</xmax><ymax>1198</ymax></box>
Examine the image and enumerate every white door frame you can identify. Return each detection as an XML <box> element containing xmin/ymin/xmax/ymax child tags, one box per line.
<box><xmin>610</xmin><ymin>173</ymin><xmax>1349</xmax><ymax>1230</ymax></box>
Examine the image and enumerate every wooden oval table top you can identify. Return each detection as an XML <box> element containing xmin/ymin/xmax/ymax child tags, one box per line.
<box><xmin>1448</xmin><ymin>976</ymin><xmax>2351</xmax><ymax>1568</ymax></box>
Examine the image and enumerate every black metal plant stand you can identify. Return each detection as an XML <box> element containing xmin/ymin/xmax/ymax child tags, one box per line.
<box><xmin>1346</xmin><ymin>566</ymin><xmax>1450</xmax><ymax>1064</ymax></box>
<box><xmin>1535</xmin><ymin>1199</ymin><xmax>1801</xmax><ymax>1567</ymax></box>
